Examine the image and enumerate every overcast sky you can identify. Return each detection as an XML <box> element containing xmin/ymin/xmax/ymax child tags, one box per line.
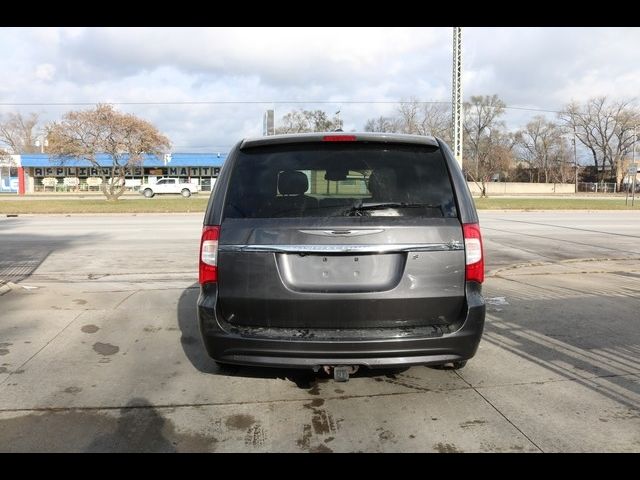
<box><xmin>1</xmin><ymin>27</ymin><xmax>639</xmax><ymax>152</ymax></box>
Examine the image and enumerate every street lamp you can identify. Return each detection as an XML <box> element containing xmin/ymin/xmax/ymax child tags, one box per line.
<box><xmin>35</xmin><ymin>136</ymin><xmax>48</xmax><ymax>153</ymax></box>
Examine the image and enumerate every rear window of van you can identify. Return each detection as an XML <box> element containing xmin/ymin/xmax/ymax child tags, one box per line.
<box><xmin>223</xmin><ymin>143</ymin><xmax>457</xmax><ymax>219</ymax></box>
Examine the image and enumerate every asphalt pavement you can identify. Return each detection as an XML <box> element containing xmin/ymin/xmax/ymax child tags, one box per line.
<box><xmin>0</xmin><ymin>211</ymin><xmax>639</xmax><ymax>452</ymax></box>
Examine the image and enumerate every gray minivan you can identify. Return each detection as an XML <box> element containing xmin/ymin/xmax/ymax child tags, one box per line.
<box><xmin>198</xmin><ymin>132</ymin><xmax>485</xmax><ymax>379</ymax></box>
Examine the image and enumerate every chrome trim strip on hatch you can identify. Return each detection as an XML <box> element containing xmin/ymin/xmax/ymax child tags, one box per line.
<box><xmin>219</xmin><ymin>242</ymin><xmax>463</xmax><ymax>254</ymax></box>
<box><xmin>298</xmin><ymin>229</ymin><xmax>385</xmax><ymax>237</ymax></box>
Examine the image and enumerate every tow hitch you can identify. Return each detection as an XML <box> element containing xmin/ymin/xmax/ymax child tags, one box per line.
<box><xmin>321</xmin><ymin>365</ymin><xmax>359</xmax><ymax>382</ymax></box>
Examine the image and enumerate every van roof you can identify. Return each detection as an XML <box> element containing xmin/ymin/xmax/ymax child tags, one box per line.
<box><xmin>240</xmin><ymin>132</ymin><xmax>440</xmax><ymax>150</ymax></box>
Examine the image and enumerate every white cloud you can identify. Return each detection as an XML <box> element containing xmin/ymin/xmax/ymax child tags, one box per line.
<box><xmin>0</xmin><ymin>27</ymin><xmax>638</xmax><ymax>152</ymax></box>
<box><xmin>35</xmin><ymin>63</ymin><xmax>56</xmax><ymax>82</ymax></box>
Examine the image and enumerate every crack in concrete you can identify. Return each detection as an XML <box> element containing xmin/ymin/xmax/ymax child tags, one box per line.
<box><xmin>0</xmin><ymin>311</ymin><xmax>85</xmax><ymax>389</ymax></box>
<box><xmin>113</xmin><ymin>290</ymin><xmax>140</xmax><ymax>309</ymax></box>
<box><xmin>454</xmin><ymin>370</ymin><xmax>545</xmax><ymax>453</ymax></box>
<box><xmin>1</xmin><ymin>371</ymin><xmax>637</xmax><ymax>414</ymax></box>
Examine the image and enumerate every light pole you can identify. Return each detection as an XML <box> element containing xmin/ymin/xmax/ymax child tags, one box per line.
<box><xmin>35</xmin><ymin>136</ymin><xmax>48</xmax><ymax>153</ymax></box>
<box><xmin>335</xmin><ymin>110</ymin><xmax>342</xmax><ymax>131</ymax></box>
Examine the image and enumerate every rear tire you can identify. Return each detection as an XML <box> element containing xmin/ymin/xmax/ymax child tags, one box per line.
<box><xmin>181</xmin><ymin>188</ymin><xmax>191</xmax><ymax>198</ymax></box>
<box><xmin>431</xmin><ymin>360</ymin><xmax>468</xmax><ymax>370</ymax></box>
<box><xmin>143</xmin><ymin>188</ymin><xmax>154</xmax><ymax>198</ymax></box>
<box><xmin>452</xmin><ymin>360</ymin><xmax>467</xmax><ymax>370</ymax></box>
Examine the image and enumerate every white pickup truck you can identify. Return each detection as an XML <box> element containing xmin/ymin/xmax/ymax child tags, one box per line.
<box><xmin>140</xmin><ymin>178</ymin><xmax>201</xmax><ymax>198</ymax></box>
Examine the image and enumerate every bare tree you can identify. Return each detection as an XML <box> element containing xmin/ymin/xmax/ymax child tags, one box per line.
<box><xmin>419</xmin><ymin>103</ymin><xmax>452</xmax><ymax>144</ymax></box>
<box><xmin>363</xmin><ymin>99</ymin><xmax>451</xmax><ymax>141</ymax></box>
<box><xmin>275</xmin><ymin>109</ymin><xmax>341</xmax><ymax>134</ymax></box>
<box><xmin>364</xmin><ymin>116</ymin><xmax>397</xmax><ymax>133</ymax></box>
<box><xmin>560</xmin><ymin>97</ymin><xmax>639</xmax><ymax>186</ymax></box>
<box><xmin>463</xmin><ymin>95</ymin><xmax>513</xmax><ymax>196</ymax></box>
<box><xmin>515</xmin><ymin>116</ymin><xmax>569</xmax><ymax>183</ymax></box>
<box><xmin>396</xmin><ymin>100</ymin><xmax>421</xmax><ymax>134</ymax></box>
<box><xmin>397</xmin><ymin>100</ymin><xmax>451</xmax><ymax>139</ymax></box>
<box><xmin>0</xmin><ymin>112</ymin><xmax>41</xmax><ymax>154</ymax></box>
<box><xmin>47</xmin><ymin>104</ymin><xmax>171</xmax><ymax>201</ymax></box>
<box><xmin>551</xmin><ymin>136</ymin><xmax>575</xmax><ymax>184</ymax></box>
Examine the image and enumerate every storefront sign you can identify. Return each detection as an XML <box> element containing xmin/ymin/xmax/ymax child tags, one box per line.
<box><xmin>168</xmin><ymin>167</ymin><xmax>220</xmax><ymax>177</ymax></box>
<box><xmin>31</xmin><ymin>166</ymin><xmax>218</xmax><ymax>178</ymax></box>
<box><xmin>32</xmin><ymin>166</ymin><xmax>143</xmax><ymax>177</ymax></box>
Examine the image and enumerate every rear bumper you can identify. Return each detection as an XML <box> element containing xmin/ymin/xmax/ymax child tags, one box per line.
<box><xmin>197</xmin><ymin>283</ymin><xmax>485</xmax><ymax>370</ymax></box>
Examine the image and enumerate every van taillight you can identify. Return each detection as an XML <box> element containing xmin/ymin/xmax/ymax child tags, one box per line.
<box><xmin>199</xmin><ymin>226</ymin><xmax>220</xmax><ymax>284</ymax></box>
<box><xmin>322</xmin><ymin>135</ymin><xmax>357</xmax><ymax>142</ymax></box>
<box><xmin>463</xmin><ymin>223</ymin><xmax>484</xmax><ymax>283</ymax></box>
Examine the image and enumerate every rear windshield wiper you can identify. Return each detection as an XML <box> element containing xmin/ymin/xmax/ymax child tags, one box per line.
<box><xmin>343</xmin><ymin>202</ymin><xmax>444</xmax><ymax>216</ymax></box>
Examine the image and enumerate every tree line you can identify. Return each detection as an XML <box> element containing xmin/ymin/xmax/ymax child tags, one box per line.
<box><xmin>364</xmin><ymin>95</ymin><xmax>639</xmax><ymax>196</ymax></box>
<box><xmin>249</xmin><ymin>96</ymin><xmax>640</xmax><ymax>196</ymax></box>
<box><xmin>2</xmin><ymin>97</ymin><xmax>638</xmax><ymax>200</ymax></box>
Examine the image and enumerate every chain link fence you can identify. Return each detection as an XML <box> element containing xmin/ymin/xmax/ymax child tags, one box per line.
<box><xmin>577</xmin><ymin>182</ymin><xmax>619</xmax><ymax>193</ymax></box>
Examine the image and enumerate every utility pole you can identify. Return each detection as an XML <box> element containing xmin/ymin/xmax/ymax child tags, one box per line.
<box><xmin>632</xmin><ymin>126</ymin><xmax>637</xmax><ymax>207</ymax></box>
<box><xmin>573</xmin><ymin>126</ymin><xmax>578</xmax><ymax>193</ymax></box>
<box><xmin>452</xmin><ymin>27</ymin><xmax>463</xmax><ymax>168</ymax></box>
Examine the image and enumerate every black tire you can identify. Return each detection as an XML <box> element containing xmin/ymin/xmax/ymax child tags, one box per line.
<box><xmin>143</xmin><ymin>188</ymin><xmax>154</xmax><ymax>198</ymax></box>
<box><xmin>430</xmin><ymin>360</ymin><xmax>468</xmax><ymax>370</ymax></box>
<box><xmin>452</xmin><ymin>360</ymin><xmax>467</xmax><ymax>370</ymax></box>
<box><xmin>181</xmin><ymin>188</ymin><xmax>191</xmax><ymax>198</ymax></box>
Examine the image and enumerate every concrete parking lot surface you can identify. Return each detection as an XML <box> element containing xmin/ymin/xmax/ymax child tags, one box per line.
<box><xmin>0</xmin><ymin>211</ymin><xmax>639</xmax><ymax>452</ymax></box>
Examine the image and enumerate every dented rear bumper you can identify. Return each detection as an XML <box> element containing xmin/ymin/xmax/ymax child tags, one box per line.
<box><xmin>197</xmin><ymin>283</ymin><xmax>485</xmax><ymax>370</ymax></box>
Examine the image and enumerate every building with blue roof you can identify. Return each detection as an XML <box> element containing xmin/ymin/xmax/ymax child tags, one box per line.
<box><xmin>16</xmin><ymin>152</ymin><xmax>227</xmax><ymax>193</ymax></box>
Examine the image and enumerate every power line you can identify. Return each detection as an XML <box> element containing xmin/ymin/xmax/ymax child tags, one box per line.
<box><xmin>0</xmin><ymin>100</ymin><xmax>563</xmax><ymax>113</ymax></box>
<box><xmin>503</xmin><ymin>106</ymin><xmax>562</xmax><ymax>114</ymax></box>
<box><xmin>0</xmin><ymin>100</ymin><xmax>441</xmax><ymax>106</ymax></box>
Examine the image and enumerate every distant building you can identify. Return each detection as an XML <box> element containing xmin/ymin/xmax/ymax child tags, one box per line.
<box><xmin>0</xmin><ymin>155</ymin><xmax>20</xmax><ymax>193</ymax></box>
<box><xmin>13</xmin><ymin>153</ymin><xmax>227</xmax><ymax>194</ymax></box>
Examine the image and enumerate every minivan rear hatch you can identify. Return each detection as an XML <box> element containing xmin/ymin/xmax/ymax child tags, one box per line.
<box><xmin>216</xmin><ymin>140</ymin><xmax>465</xmax><ymax>330</ymax></box>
